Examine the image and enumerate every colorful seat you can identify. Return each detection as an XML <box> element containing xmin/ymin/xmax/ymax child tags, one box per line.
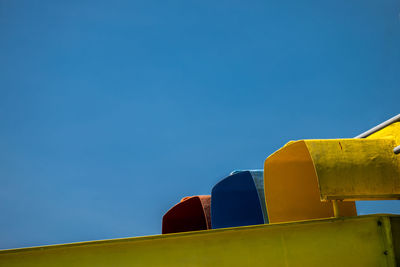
<box><xmin>162</xmin><ymin>195</ymin><xmax>211</xmax><ymax>234</ymax></box>
<box><xmin>211</xmin><ymin>170</ymin><xmax>268</xmax><ymax>229</ymax></box>
<box><xmin>264</xmin><ymin>140</ymin><xmax>358</xmax><ymax>223</ymax></box>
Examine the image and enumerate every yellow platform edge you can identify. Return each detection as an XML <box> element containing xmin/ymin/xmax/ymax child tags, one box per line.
<box><xmin>1</xmin><ymin>214</ymin><xmax>399</xmax><ymax>267</ymax></box>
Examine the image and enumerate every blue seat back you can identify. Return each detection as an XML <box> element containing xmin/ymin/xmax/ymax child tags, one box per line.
<box><xmin>211</xmin><ymin>170</ymin><xmax>268</xmax><ymax>229</ymax></box>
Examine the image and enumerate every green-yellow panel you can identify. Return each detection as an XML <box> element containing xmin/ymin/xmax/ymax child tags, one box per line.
<box><xmin>264</xmin><ymin>140</ymin><xmax>356</xmax><ymax>224</ymax></box>
<box><xmin>2</xmin><ymin>215</ymin><xmax>396</xmax><ymax>267</ymax></box>
<box><xmin>305</xmin><ymin>138</ymin><xmax>400</xmax><ymax>200</ymax></box>
<box><xmin>367</xmin><ymin>122</ymin><xmax>400</xmax><ymax>146</ymax></box>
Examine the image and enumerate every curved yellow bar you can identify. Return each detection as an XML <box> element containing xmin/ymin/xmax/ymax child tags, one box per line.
<box><xmin>264</xmin><ymin>140</ymin><xmax>356</xmax><ymax>224</ymax></box>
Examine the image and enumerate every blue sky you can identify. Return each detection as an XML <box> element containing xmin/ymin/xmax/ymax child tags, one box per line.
<box><xmin>0</xmin><ymin>0</ymin><xmax>399</xmax><ymax>249</ymax></box>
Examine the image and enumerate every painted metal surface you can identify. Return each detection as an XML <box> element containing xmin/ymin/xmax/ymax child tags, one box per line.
<box><xmin>264</xmin><ymin>140</ymin><xmax>356</xmax><ymax>223</ymax></box>
<box><xmin>0</xmin><ymin>215</ymin><xmax>398</xmax><ymax>266</ymax></box>
<box><xmin>305</xmin><ymin>138</ymin><xmax>400</xmax><ymax>200</ymax></box>
<box><xmin>162</xmin><ymin>195</ymin><xmax>211</xmax><ymax>234</ymax></box>
<box><xmin>366</xmin><ymin>122</ymin><xmax>400</xmax><ymax>147</ymax></box>
<box><xmin>357</xmin><ymin>117</ymin><xmax>400</xmax><ymax>154</ymax></box>
<box><xmin>211</xmin><ymin>170</ymin><xmax>267</xmax><ymax>229</ymax></box>
<box><xmin>230</xmin><ymin>170</ymin><xmax>268</xmax><ymax>222</ymax></box>
<box><xmin>248</xmin><ymin>170</ymin><xmax>268</xmax><ymax>223</ymax></box>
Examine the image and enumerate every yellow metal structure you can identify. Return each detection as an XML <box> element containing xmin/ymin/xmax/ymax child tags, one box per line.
<box><xmin>0</xmin><ymin>215</ymin><xmax>399</xmax><ymax>267</ymax></box>
<box><xmin>264</xmin><ymin>135</ymin><xmax>400</xmax><ymax>223</ymax></box>
<box><xmin>367</xmin><ymin>122</ymin><xmax>400</xmax><ymax>146</ymax></box>
<box><xmin>264</xmin><ymin>140</ymin><xmax>356</xmax><ymax>223</ymax></box>
<box><xmin>305</xmin><ymin>138</ymin><xmax>400</xmax><ymax>200</ymax></box>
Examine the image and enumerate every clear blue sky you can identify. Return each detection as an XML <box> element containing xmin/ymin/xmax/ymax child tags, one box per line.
<box><xmin>0</xmin><ymin>0</ymin><xmax>399</xmax><ymax>249</ymax></box>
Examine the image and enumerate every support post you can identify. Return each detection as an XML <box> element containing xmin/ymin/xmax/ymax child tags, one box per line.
<box><xmin>332</xmin><ymin>200</ymin><xmax>340</xmax><ymax>218</ymax></box>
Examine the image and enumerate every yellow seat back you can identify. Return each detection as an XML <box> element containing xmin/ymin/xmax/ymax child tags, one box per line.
<box><xmin>264</xmin><ymin>140</ymin><xmax>356</xmax><ymax>223</ymax></box>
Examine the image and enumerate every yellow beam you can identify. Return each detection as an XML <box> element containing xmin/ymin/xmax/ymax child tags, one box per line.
<box><xmin>0</xmin><ymin>215</ymin><xmax>398</xmax><ymax>266</ymax></box>
<box><xmin>305</xmin><ymin>138</ymin><xmax>400</xmax><ymax>200</ymax></box>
